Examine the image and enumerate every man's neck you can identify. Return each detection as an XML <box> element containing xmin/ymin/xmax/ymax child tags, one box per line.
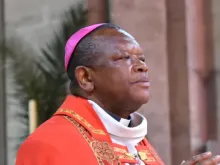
<box><xmin>88</xmin><ymin>100</ymin><xmax>131</xmax><ymax>127</ymax></box>
<box><xmin>106</xmin><ymin>110</ymin><xmax>131</xmax><ymax>121</ymax></box>
<box><xmin>86</xmin><ymin>96</ymin><xmax>134</xmax><ymax>119</ymax></box>
<box><xmin>106</xmin><ymin>110</ymin><xmax>131</xmax><ymax>126</ymax></box>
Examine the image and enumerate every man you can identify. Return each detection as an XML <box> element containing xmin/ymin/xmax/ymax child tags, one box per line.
<box><xmin>16</xmin><ymin>23</ymin><xmax>220</xmax><ymax>165</ymax></box>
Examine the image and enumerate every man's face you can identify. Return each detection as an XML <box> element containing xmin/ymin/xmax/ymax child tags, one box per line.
<box><xmin>90</xmin><ymin>29</ymin><xmax>150</xmax><ymax>114</ymax></box>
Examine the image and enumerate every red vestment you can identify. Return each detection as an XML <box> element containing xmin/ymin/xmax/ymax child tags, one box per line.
<box><xmin>16</xmin><ymin>95</ymin><xmax>165</xmax><ymax>165</ymax></box>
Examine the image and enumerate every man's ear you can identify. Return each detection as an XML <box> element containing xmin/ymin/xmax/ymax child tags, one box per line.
<box><xmin>74</xmin><ymin>66</ymin><xmax>94</xmax><ymax>92</ymax></box>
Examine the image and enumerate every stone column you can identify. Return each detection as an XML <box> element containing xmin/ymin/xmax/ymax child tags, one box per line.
<box><xmin>165</xmin><ymin>0</ymin><xmax>191</xmax><ymax>164</ymax></box>
<box><xmin>211</xmin><ymin>0</ymin><xmax>220</xmax><ymax>142</ymax></box>
<box><xmin>202</xmin><ymin>0</ymin><xmax>217</xmax><ymax>141</ymax></box>
<box><xmin>111</xmin><ymin>0</ymin><xmax>171</xmax><ymax>164</ymax></box>
<box><xmin>186</xmin><ymin>0</ymin><xmax>216</xmax><ymax>154</ymax></box>
<box><xmin>87</xmin><ymin>0</ymin><xmax>109</xmax><ymax>25</ymax></box>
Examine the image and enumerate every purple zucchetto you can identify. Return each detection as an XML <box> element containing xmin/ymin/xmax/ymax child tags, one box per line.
<box><xmin>64</xmin><ymin>23</ymin><xmax>105</xmax><ymax>71</ymax></box>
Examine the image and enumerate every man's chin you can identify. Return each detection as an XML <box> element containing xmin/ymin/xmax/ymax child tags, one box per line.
<box><xmin>140</xmin><ymin>97</ymin><xmax>150</xmax><ymax>104</ymax></box>
<box><xmin>132</xmin><ymin>93</ymin><xmax>150</xmax><ymax>105</ymax></box>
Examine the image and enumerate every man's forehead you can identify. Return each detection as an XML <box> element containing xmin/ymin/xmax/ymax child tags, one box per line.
<box><xmin>116</xmin><ymin>41</ymin><xmax>143</xmax><ymax>55</ymax></box>
<box><xmin>113</xmin><ymin>32</ymin><xmax>142</xmax><ymax>54</ymax></box>
<box><xmin>91</xmin><ymin>28</ymin><xmax>142</xmax><ymax>55</ymax></box>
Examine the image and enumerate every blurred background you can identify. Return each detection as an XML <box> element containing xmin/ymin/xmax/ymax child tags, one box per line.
<box><xmin>0</xmin><ymin>0</ymin><xmax>220</xmax><ymax>164</ymax></box>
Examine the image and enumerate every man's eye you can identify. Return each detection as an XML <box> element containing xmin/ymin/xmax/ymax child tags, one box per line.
<box><xmin>140</xmin><ymin>58</ymin><xmax>145</xmax><ymax>62</ymax></box>
<box><xmin>117</xmin><ymin>56</ymin><xmax>130</xmax><ymax>60</ymax></box>
<box><xmin>123</xmin><ymin>56</ymin><xmax>130</xmax><ymax>59</ymax></box>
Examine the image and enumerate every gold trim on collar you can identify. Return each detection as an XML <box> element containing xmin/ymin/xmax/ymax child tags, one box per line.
<box><xmin>138</xmin><ymin>151</ymin><xmax>148</xmax><ymax>160</ymax></box>
<box><xmin>59</xmin><ymin>108</ymin><xmax>106</xmax><ymax>135</ymax></box>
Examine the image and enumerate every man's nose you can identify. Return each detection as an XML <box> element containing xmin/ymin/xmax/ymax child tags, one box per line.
<box><xmin>133</xmin><ymin>63</ymin><xmax>148</xmax><ymax>72</ymax></box>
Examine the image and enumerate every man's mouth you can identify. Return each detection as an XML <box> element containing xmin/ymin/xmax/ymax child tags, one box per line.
<box><xmin>132</xmin><ymin>77</ymin><xmax>150</xmax><ymax>87</ymax></box>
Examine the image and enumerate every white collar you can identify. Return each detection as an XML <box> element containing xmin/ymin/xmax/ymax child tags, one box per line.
<box><xmin>88</xmin><ymin>100</ymin><xmax>147</xmax><ymax>139</ymax></box>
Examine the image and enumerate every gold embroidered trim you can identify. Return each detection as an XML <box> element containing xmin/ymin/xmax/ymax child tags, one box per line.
<box><xmin>64</xmin><ymin>116</ymin><xmax>121</xmax><ymax>165</ymax></box>
<box><xmin>113</xmin><ymin>147</ymin><xmax>126</xmax><ymax>153</ymax></box>
<box><xmin>90</xmin><ymin>141</ymin><xmax>117</xmax><ymax>164</ymax></box>
<box><xmin>113</xmin><ymin>147</ymin><xmax>135</xmax><ymax>159</ymax></box>
<box><xmin>138</xmin><ymin>151</ymin><xmax>148</xmax><ymax>161</ymax></box>
<box><xmin>139</xmin><ymin>150</ymin><xmax>157</xmax><ymax>163</ymax></box>
<box><xmin>59</xmin><ymin>108</ymin><xmax>106</xmax><ymax>135</ymax></box>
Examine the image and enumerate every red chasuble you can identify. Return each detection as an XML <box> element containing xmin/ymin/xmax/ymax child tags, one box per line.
<box><xmin>16</xmin><ymin>95</ymin><xmax>165</xmax><ymax>165</ymax></box>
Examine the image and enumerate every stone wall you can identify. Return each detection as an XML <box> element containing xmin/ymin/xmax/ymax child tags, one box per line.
<box><xmin>6</xmin><ymin>0</ymin><xmax>83</xmax><ymax>48</ymax></box>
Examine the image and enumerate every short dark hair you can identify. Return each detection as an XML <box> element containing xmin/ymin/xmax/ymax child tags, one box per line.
<box><xmin>67</xmin><ymin>23</ymin><xmax>121</xmax><ymax>94</ymax></box>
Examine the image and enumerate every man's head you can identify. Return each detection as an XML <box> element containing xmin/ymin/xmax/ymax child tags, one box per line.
<box><xmin>66</xmin><ymin>23</ymin><xmax>150</xmax><ymax>118</ymax></box>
